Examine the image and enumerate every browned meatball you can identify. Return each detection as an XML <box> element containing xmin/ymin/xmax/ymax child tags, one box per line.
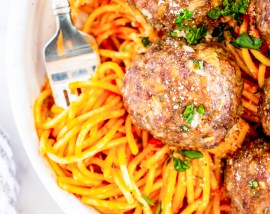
<box><xmin>122</xmin><ymin>38</ymin><xmax>243</xmax><ymax>149</ymax></box>
<box><xmin>225</xmin><ymin>138</ymin><xmax>270</xmax><ymax>214</ymax></box>
<box><xmin>258</xmin><ymin>78</ymin><xmax>270</xmax><ymax>136</ymax></box>
<box><xmin>254</xmin><ymin>0</ymin><xmax>270</xmax><ymax>44</ymax></box>
<box><xmin>128</xmin><ymin>0</ymin><xmax>222</xmax><ymax>31</ymax></box>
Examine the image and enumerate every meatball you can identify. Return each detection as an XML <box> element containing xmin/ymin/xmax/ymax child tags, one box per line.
<box><xmin>225</xmin><ymin>138</ymin><xmax>270</xmax><ymax>214</ymax></box>
<box><xmin>254</xmin><ymin>0</ymin><xmax>270</xmax><ymax>44</ymax></box>
<box><xmin>128</xmin><ymin>0</ymin><xmax>222</xmax><ymax>31</ymax></box>
<box><xmin>122</xmin><ymin>38</ymin><xmax>243</xmax><ymax>149</ymax></box>
<box><xmin>258</xmin><ymin>78</ymin><xmax>270</xmax><ymax>136</ymax></box>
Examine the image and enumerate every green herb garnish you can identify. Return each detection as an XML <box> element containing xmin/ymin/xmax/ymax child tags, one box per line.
<box><xmin>177</xmin><ymin>25</ymin><xmax>207</xmax><ymax>45</ymax></box>
<box><xmin>227</xmin><ymin>26</ymin><xmax>236</xmax><ymax>38</ymax></box>
<box><xmin>183</xmin><ymin>105</ymin><xmax>195</xmax><ymax>124</ymax></box>
<box><xmin>207</xmin><ymin>0</ymin><xmax>249</xmax><ymax>22</ymax></box>
<box><xmin>173</xmin><ymin>157</ymin><xmax>190</xmax><ymax>172</ymax></box>
<box><xmin>183</xmin><ymin>104</ymin><xmax>205</xmax><ymax>124</ymax></box>
<box><xmin>193</xmin><ymin>60</ymin><xmax>204</xmax><ymax>69</ymax></box>
<box><xmin>175</xmin><ymin>9</ymin><xmax>193</xmax><ymax>24</ymax></box>
<box><xmin>157</xmin><ymin>40</ymin><xmax>164</xmax><ymax>45</ymax></box>
<box><xmin>248</xmin><ymin>180</ymin><xmax>259</xmax><ymax>189</ymax></box>
<box><xmin>180</xmin><ymin>150</ymin><xmax>204</xmax><ymax>159</ymax></box>
<box><xmin>172</xmin><ymin>10</ymin><xmax>208</xmax><ymax>45</ymax></box>
<box><xmin>197</xmin><ymin>104</ymin><xmax>205</xmax><ymax>115</ymax></box>
<box><xmin>156</xmin><ymin>201</ymin><xmax>162</xmax><ymax>214</ymax></box>
<box><xmin>230</xmin><ymin>33</ymin><xmax>262</xmax><ymax>50</ymax></box>
<box><xmin>167</xmin><ymin>31</ymin><xmax>179</xmax><ymax>37</ymax></box>
<box><xmin>180</xmin><ymin>125</ymin><xmax>190</xmax><ymax>131</ymax></box>
<box><xmin>207</xmin><ymin>7</ymin><xmax>221</xmax><ymax>19</ymax></box>
<box><xmin>141</xmin><ymin>37</ymin><xmax>152</xmax><ymax>47</ymax></box>
<box><xmin>142</xmin><ymin>194</ymin><xmax>155</xmax><ymax>206</ymax></box>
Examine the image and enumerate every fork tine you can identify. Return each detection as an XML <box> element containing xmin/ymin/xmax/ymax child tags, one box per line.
<box><xmin>43</xmin><ymin>0</ymin><xmax>100</xmax><ymax>108</ymax></box>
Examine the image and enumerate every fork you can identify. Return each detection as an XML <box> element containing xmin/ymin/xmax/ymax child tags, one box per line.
<box><xmin>43</xmin><ymin>0</ymin><xmax>100</xmax><ymax>108</ymax></box>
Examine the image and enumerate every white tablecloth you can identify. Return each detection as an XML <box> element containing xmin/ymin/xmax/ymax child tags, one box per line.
<box><xmin>0</xmin><ymin>0</ymin><xmax>63</xmax><ymax>213</ymax></box>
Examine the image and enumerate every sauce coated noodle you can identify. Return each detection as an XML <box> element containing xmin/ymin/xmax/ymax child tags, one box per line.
<box><xmin>34</xmin><ymin>0</ymin><xmax>269</xmax><ymax>213</ymax></box>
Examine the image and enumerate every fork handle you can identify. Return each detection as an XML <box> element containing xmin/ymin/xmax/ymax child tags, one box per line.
<box><xmin>52</xmin><ymin>0</ymin><xmax>70</xmax><ymax>15</ymax></box>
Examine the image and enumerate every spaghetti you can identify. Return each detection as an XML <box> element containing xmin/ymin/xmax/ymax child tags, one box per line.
<box><xmin>34</xmin><ymin>0</ymin><xmax>270</xmax><ymax>213</ymax></box>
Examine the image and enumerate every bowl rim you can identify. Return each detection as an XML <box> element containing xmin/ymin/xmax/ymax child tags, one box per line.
<box><xmin>6</xmin><ymin>0</ymin><xmax>98</xmax><ymax>213</ymax></box>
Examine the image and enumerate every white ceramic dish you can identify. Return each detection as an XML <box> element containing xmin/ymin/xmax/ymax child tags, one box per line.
<box><xmin>6</xmin><ymin>0</ymin><xmax>98</xmax><ymax>213</ymax></box>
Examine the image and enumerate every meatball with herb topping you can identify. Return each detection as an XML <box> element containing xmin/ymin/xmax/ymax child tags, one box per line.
<box><xmin>122</xmin><ymin>38</ymin><xmax>243</xmax><ymax>149</ymax></box>
<box><xmin>225</xmin><ymin>137</ymin><xmax>270</xmax><ymax>214</ymax></box>
<box><xmin>128</xmin><ymin>0</ymin><xmax>222</xmax><ymax>32</ymax></box>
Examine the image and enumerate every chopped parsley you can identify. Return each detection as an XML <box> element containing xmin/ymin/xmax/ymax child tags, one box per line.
<box><xmin>142</xmin><ymin>194</ymin><xmax>155</xmax><ymax>206</ymax></box>
<box><xmin>172</xmin><ymin>150</ymin><xmax>203</xmax><ymax>172</ymax></box>
<box><xmin>207</xmin><ymin>7</ymin><xmax>222</xmax><ymax>19</ymax></box>
<box><xmin>182</xmin><ymin>104</ymin><xmax>205</xmax><ymax>124</ymax></box>
<box><xmin>176</xmin><ymin>25</ymin><xmax>208</xmax><ymax>45</ymax></box>
<box><xmin>173</xmin><ymin>157</ymin><xmax>190</xmax><ymax>172</ymax></box>
<box><xmin>230</xmin><ymin>33</ymin><xmax>262</xmax><ymax>50</ymax></box>
<box><xmin>141</xmin><ymin>37</ymin><xmax>152</xmax><ymax>47</ymax></box>
<box><xmin>180</xmin><ymin>150</ymin><xmax>204</xmax><ymax>159</ymax></box>
<box><xmin>175</xmin><ymin>9</ymin><xmax>193</xmax><ymax>24</ymax></box>
<box><xmin>168</xmin><ymin>31</ymin><xmax>179</xmax><ymax>37</ymax></box>
<box><xmin>248</xmin><ymin>180</ymin><xmax>259</xmax><ymax>189</ymax></box>
<box><xmin>180</xmin><ymin>125</ymin><xmax>190</xmax><ymax>131</ymax></box>
<box><xmin>170</xmin><ymin>9</ymin><xmax>208</xmax><ymax>45</ymax></box>
<box><xmin>197</xmin><ymin>104</ymin><xmax>205</xmax><ymax>115</ymax></box>
<box><xmin>207</xmin><ymin>0</ymin><xmax>249</xmax><ymax>22</ymax></box>
<box><xmin>186</xmin><ymin>26</ymin><xmax>208</xmax><ymax>45</ymax></box>
<box><xmin>193</xmin><ymin>60</ymin><xmax>204</xmax><ymax>70</ymax></box>
<box><xmin>156</xmin><ymin>40</ymin><xmax>164</xmax><ymax>45</ymax></box>
<box><xmin>227</xmin><ymin>27</ymin><xmax>236</xmax><ymax>38</ymax></box>
<box><xmin>183</xmin><ymin>105</ymin><xmax>195</xmax><ymax>124</ymax></box>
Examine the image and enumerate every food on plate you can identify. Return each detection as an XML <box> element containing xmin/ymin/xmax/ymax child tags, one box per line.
<box><xmin>128</xmin><ymin>0</ymin><xmax>222</xmax><ymax>31</ymax></box>
<box><xmin>36</xmin><ymin>61</ymin><xmax>232</xmax><ymax>213</ymax></box>
<box><xmin>122</xmin><ymin>38</ymin><xmax>243</xmax><ymax>149</ymax></box>
<box><xmin>225</xmin><ymin>137</ymin><xmax>270</xmax><ymax>214</ymax></box>
<box><xmin>34</xmin><ymin>0</ymin><xmax>270</xmax><ymax>213</ymax></box>
<box><xmin>259</xmin><ymin>78</ymin><xmax>270</xmax><ymax>136</ymax></box>
<box><xmin>254</xmin><ymin>0</ymin><xmax>270</xmax><ymax>44</ymax></box>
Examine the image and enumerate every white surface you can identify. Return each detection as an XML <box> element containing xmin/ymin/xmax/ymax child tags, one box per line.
<box><xmin>1</xmin><ymin>0</ymin><xmax>96</xmax><ymax>213</ymax></box>
<box><xmin>0</xmin><ymin>0</ymin><xmax>63</xmax><ymax>213</ymax></box>
<box><xmin>0</xmin><ymin>125</ymin><xmax>19</xmax><ymax>214</ymax></box>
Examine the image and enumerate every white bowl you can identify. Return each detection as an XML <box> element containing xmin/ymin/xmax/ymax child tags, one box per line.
<box><xmin>6</xmin><ymin>0</ymin><xmax>98</xmax><ymax>213</ymax></box>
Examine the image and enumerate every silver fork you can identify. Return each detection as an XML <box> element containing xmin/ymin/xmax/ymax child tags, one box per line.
<box><xmin>43</xmin><ymin>0</ymin><xmax>100</xmax><ymax>108</ymax></box>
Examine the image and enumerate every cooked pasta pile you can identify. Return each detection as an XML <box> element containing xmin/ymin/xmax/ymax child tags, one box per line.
<box><xmin>34</xmin><ymin>0</ymin><xmax>269</xmax><ymax>213</ymax></box>
<box><xmin>222</xmin><ymin>2</ymin><xmax>270</xmax><ymax>123</ymax></box>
